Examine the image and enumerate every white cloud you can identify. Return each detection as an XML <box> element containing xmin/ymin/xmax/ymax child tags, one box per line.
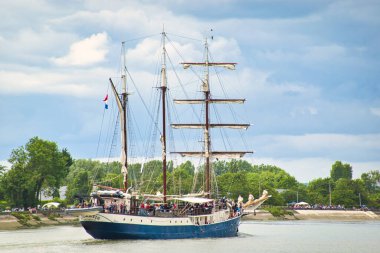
<box><xmin>370</xmin><ymin>107</ymin><xmax>380</xmax><ymax>117</ymax></box>
<box><xmin>253</xmin><ymin>133</ymin><xmax>380</xmax><ymax>163</ymax></box>
<box><xmin>290</xmin><ymin>106</ymin><xmax>319</xmax><ymax>117</ymax></box>
<box><xmin>49</xmin><ymin>5</ymin><xmax>202</xmax><ymax>39</ymax></box>
<box><xmin>308</xmin><ymin>107</ymin><xmax>318</xmax><ymax>115</ymax></box>
<box><xmin>0</xmin><ymin>67</ymin><xmax>112</xmax><ymax>97</ymax></box>
<box><xmin>0</xmin><ymin>27</ymin><xmax>77</xmax><ymax>65</ymax></box>
<box><xmin>256</xmin><ymin>44</ymin><xmax>348</xmax><ymax>64</ymax></box>
<box><xmin>304</xmin><ymin>44</ymin><xmax>347</xmax><ymax>62</ymax></box>
<box><xmin>52</xmin><ymin>32</ymin><xmax>109</xmax><ymax>66</ymax></box>
<box><xmin>208</xmin><ymin>37</ymin><xmax>241</xmax><ymax>62</ymax></box>
<box><xmin>326</xmin><ymin>0</ymin><xmax>380</xmax><ymax>25</ymax></box>
<box><xmin>124</xmin><ymin>38</ymin><xmax>163</xmax><ymax>71</ymax></box>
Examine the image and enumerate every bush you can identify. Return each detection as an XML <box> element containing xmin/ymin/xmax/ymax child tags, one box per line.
<box><xmin>32</xmin><ymin>214</ymin><xmax>41</xmax><ymax>221</ymax></box>
<box><xmin>0</xmin><ymin>200</ymin><xmax>8</xmax><ymax>210</ymax></box>
<box><xmin>11</xmin><ymin>212</ymin><xmax>31</xmax><ymax>226</ymax></box>
<box><xmin>47</xmin><ymin>213</ymin><xmax>61</xmax><ymax>221</ymax></box>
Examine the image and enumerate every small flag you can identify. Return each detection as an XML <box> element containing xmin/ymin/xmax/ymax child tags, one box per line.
<box><xmin>103</xmin><ymin>94</ymin><xmax>108</xmax><ymax>109</ymax></box>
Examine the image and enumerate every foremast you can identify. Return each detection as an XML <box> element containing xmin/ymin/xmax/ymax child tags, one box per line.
<box><xmin>109</xmin><ymin>42</ymin><xmax>129</xmax><ymax>192</ymax></box>
<box><xmin>172</xmin><ymin>38</ymin><xmax>253</xmax><ymax>198</ymax></box>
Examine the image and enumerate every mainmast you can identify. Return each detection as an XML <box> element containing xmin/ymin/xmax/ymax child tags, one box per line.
<box><xmin>109</xmin><ymin>42</ymin><xmax>129</xmax><ymax>192</ymax></box>
<box><xmin>160</xmin><ymin>29</ymin><xmax>168</xmax><ymax>203</ymax></box>
<box><xmin>204</xmin><ymin>39</ymin><xmax>211</xmax><ymax>197</ymax></box>
<box><xmin>172</xmin><ymin>37</ymin><xmax>253</xmax><ymax>198</ymax></box>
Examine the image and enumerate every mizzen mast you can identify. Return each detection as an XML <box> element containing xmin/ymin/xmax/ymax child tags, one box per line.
<box><xmin>172</xmin><ymin>38</ymin><xmax>253</xmax><ymax>198</ymax></box>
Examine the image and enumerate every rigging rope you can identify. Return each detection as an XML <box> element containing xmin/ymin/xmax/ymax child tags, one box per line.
<box><xmin>95</xmin><ymin>85</ymin><xmax>109</xmax><ymax>158</ymax></box>
<box><xmin>125</xmin><ymin>66</ymin><xmax>162</xmax><ymax>136</ymax></box>
<box><xmin>208</xmin><ymin>51</ymin><xmax>252</xmax><ymax>152</ymax></box>
<box><xmin>166</xmin><ymin>32</ymin><xmax>202</xmax><ymax>42</ymax></box>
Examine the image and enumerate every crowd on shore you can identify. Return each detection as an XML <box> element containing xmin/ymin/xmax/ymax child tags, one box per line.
<box><xmin>289</xmin><ymin>204</ymin><xmax>371</xmax><ymax>211</ymax></box>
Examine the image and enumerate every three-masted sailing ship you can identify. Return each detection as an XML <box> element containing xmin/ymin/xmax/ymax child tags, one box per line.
<box><xmin>79</xmin><ymin>31</ymin><xmax>270</xmax><ymax>239</ymax></box>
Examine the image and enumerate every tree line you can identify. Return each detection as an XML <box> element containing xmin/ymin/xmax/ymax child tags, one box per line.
<box><xmin>1</xmin><ymin>137</ymin><xmax>379</xmax><ymax>209</ymax></box>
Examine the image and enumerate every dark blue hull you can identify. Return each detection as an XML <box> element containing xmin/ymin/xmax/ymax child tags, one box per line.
<box><xmin>81</xmin><ymin>216</ymin><xmax>241</xmax><ymax>239</ymax></box>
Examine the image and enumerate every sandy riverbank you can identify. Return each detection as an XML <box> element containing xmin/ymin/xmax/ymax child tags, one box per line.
<box><xmin>0</xmin><ymin>214</ymin><xmax>79</xmax><ymax>230</ymax></box>
<box><xmin>243</xmin><ymin>209</ymin><xmax>380</xmax><ymax>221</ymax></box>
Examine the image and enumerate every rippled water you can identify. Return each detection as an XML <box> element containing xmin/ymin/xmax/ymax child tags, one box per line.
<box><xmin>1</xmin><ymin>221</ymin><xmax>380</xmax><ymax>253</ymax></box>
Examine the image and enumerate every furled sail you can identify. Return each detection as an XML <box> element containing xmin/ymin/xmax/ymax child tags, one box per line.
<box><xmin>109</xmin><ymin>79</ymin><xmax>128</xmax><ymax>180</ymax></box>
<box><xmin>174</xmin><ymin>99</ymin><xmax>245</xmax><ymax>104</ymax></box>
<box><xmin>171</xmin><ymin>123</ymin><xmax>250</xmax><ymax>130</ymax></box>
<box><xmin>182</xmin><ymin>62</ymin><xmax>237</xmax><ymax>70</ymax></box>
<box><xmin>171</xmin><ymin>151</ymin><xmax>253</xmax><ymax>159</ymax></box>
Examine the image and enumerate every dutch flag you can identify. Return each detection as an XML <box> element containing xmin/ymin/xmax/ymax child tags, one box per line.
<box><xmin>103</xmin><ymin>94</ymin><xmax>108</xmax><ymax>109</ymax></box>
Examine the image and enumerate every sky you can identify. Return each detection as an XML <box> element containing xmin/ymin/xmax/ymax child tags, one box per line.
<box><xmin>0</xmin><ymin>0</ymin><xmax>379</xmax><ymax>182</ymax></box>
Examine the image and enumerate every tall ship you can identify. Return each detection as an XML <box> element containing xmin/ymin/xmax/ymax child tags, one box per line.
<box><xmin>79</xmin><ymin>30</ymin><xmax>270</xmax><ymax>239</ymax></box>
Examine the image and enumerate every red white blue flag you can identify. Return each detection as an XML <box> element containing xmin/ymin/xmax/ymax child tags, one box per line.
<box><xmin>103</xmin><ymin>94</ymin><xmax>108</xmax><ymax>109</ymax></box>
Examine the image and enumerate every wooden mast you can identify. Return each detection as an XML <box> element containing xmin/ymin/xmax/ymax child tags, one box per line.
<box><xmin>121</xmin><ymin>42</ymin><xmax>128</xmax><ymax>192</ymax></box>
<box><xmin>204</xmin><ymin>39</ymin><xmax>211</xmax><ymax>198</ymax></box>
<box><xmin>109</xmin><ymin>42</ymin><xmax>129</xmax><ymax>192</ymax></box>
<box><xmin>160</xmin><ymin>29</ymin><xmax>168</xmax><ymax>203</ymax></box>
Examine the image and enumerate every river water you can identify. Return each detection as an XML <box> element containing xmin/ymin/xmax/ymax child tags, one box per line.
<box><xmin>1</xmin><ymin>221</ymin><xmax>379</xmax><ymax>253</ymax></box>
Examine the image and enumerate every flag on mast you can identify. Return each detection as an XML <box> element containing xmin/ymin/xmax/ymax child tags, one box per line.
<box><xmin>103</xmin><ymin>94</ymin><xmax>108</xmax><ymax>109</ymax></box>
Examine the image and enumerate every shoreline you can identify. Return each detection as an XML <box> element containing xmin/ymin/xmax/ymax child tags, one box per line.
<box><xmin>0</xmin><ymin>213</ymin><xmax>79</xmax><ymax>231</ymax></box>
<box><xmin>242</xmin><ymin>209</ymin><xmax>380</xmax><ymax>221</ymax></box>
<box><xmin>1</xmin><ymin>210</ymin><xmax>379</xmax><ymax>231</ymax></box>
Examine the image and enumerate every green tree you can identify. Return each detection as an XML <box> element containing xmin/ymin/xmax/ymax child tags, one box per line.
<box><xmin>368</xmin><ymin>192</ymin><xmax>380</xmax><ymax>208</ymax></box>
<box><xmin>213</xmin><ymin>161</ymin><xmax>229</xmax><ymax>176</ymax></box>
<box><xmin>213</xmin><ymin>159</ymin><xmax>252</xmax><ymax>175</ymax></box>
<box><xmin>0</xmin><ymin>164</ymin><xmax>5</xmax><ymax>176</ymax></box>
<box><xmin>1</xmin><ymin>163</ymin><xmax>34</xmax><ymax>207</ymax></box>
<box><xmin>332</xmin><ymin>178</ymin><xmax>356</xmax><ymax>207</ymax></box>
<box><xmin>167</xmin><ymin>162</ymin><xmax>194</xmax><ymax>195</ymax></box>
<box><xmin>0</xmin><ymin>164</ymin><xmax>6</xmax><ymax>200</ymax></box>
<box><xmin>128</xmin><ymin>163</ymin><xmax>142</xmax><ymax>187</ymax></box>
<box><xmin>330</xmin><ymin>161</ymin><xmax>352</xmax><ymax>181</ymax></box>
<box><xmin>139</xmin><ymin>160</ymin><xmax>162</xmax><ymax>193</ymax></box>
<box><xmin>251</xmin><ymin>164</ymin><xmax>283</xmax><ymax>174</ymax></box>
<box><xmin>249</xmin><ymin>168</ymin><xmax>297</xmax><ymax>190</ymax></box>
<box><xmin>351</xmin><ymin>179</ymin><xmax>369</xmax><ymax>207</ymax></box>
<box><xmin>2</xmin><ymin>137</ymin><xmax>71</xmax><ymax>207</ymax></box>
<box><xmin>306</xmin><ymin>178</ymin><xmax>332</xmax><ymax>205</ymax></box>
<box><xmin>245</xmin><ymin>172</ymin><xmax>284</xmax><ymax>205</ymax></box>
<box><xmin>66</xmin><ymin>169</ymin><xmax>91</xmax><ymax>203</ymax></box>
<box><xmin>217</xmin><ymin>171</ymin><xmax>249</xmax><ymax>199</ymax></box>
<box><xmin>361</xmin><ymin>170</ymin><xmax>380</xmax><ymax>194</ymax></box>
<box><xmin>65</xmin><ymin>159</ymin><xmax>113</xmax><ymax>202</ymax></box>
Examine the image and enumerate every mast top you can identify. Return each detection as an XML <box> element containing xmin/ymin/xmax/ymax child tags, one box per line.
<box><xmin>121</xmin><ymin>42</ymin><xmax>127</xmax><ymax>94</ymax></box>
